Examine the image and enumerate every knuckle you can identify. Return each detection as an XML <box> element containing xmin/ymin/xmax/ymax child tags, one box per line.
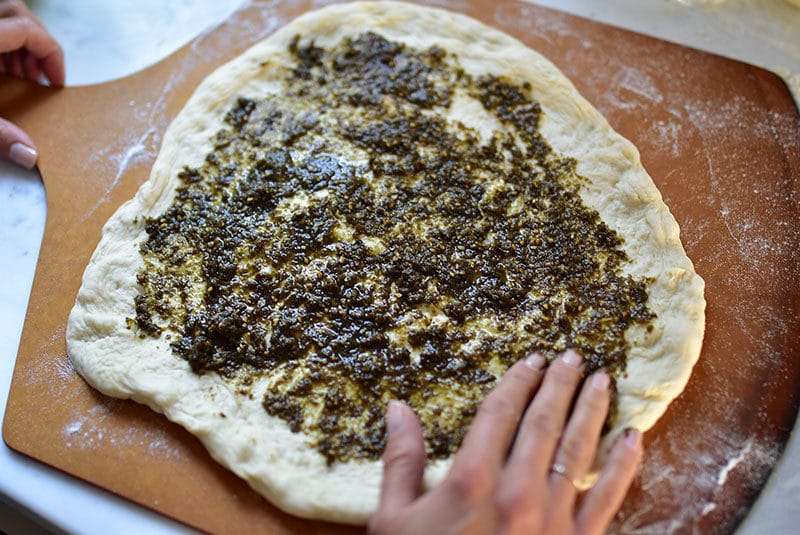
<box><xmin>480</xmin><ymin>393</ymin><xmax>521</xmax><ymax>423</ymax></box>
<box><xmin>382</xmin><ymin>450</ymin><xmax>411</xmax><ymax>472</ymax></box>
<box><xmin>9</xmin><ymin>15</ymin><xmax>33</xmax><ymax>33</ymax></box>
<box><xmin>367</xmin><ymin>512</ymin><xmax>391</xmax><ymax>535</ymax></box>
<box><xmin>529</xmin><ymin>410</ymin><xmax>560</xmax><ymax>436</ymax></box>
<box><xmin>495</xmin><ymin>484</ymin><xmax>533</xmax><ymax>522</ymax></box>
<box><xmin>582</xmin><ymin>379</ymin><xmax>611</xmax><ymax>405</ymax></box>
<box><xmin>381</xmin><ymin>434</ymin><xmax>423</xmax><ymax>472</ymax></box>
<box><xmin>499</xmin><ymin>369</ymin><xmax>528</xmax><ymax>393</ymax></box>
<box><xmin>583</xmin><ymin>390</ymin><xmax>609</xmax><ymax>414</ymax></box>
<box><xmin>507</xmin><ymin>360</ymin><xmax>541</xmax><ymax>382</ymax></box>
<box><xmin>607</xmin><ymin>451</ymin><xmax>641</xmax><ymax>481</ymax></box>
<box><xmin>592</xmin><ymin>491</ymin><xmax>616</xmax><ymax>512</ymax></box>
<box><xmin>487</xmin><ymin>363</ymin><xmax>540</xmax><ymax>402</ymax></box>
<box><xmin>557</xmin><ymin>435</ymin><xmax>589</xmax><ymax>467</ymax></box>
<box><xmin>446</xmin><ymin>459</ymin><xmax>494</xmax><ymax>504</ymax></box>
<box><xmin>544</xmin><ymin>518</ymin><xmax>575</xmax><ymax>535</ymax></box>
<box><xmin>0</xmin><ymin>4</ymin><xmax>16</xmax><ymax>18</ymax></box>
<box><xmin>382</xmin><ymin>443</ymin><xmax>416</xmax><ymax>471</ymax></box>
<box><xmin>494</xmin><ymin>479</ymin><xmax>545</xmax><ymax>534</ymax></box>
<box><xmin>548</xmin><ymin>361</ymin><xmax>581</xmax><ymax>385</ymax></box>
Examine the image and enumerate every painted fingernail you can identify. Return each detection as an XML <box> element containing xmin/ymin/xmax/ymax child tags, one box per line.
<box><xmin>624</xmin><ymin>428</ymin><xmax>642</xmax><ymax>449</ymax></box>
<box><xmin>562</xmin><ymin>349</ymin><xmax>582</xmax><ymax>368</ymax></box>
<box><xmin>591</xmin><ymin>372</ymin><xmax>610</xmax><ymax>391</ymax></box>
<box><xmin>525</xmin><ymin>353</ymin><xmax>546</xmax><ymax>369</ymax></box>
<box><xmin>386</xmin><ymin>400</ymin><xmax>404</xmax><ymax>435</ymax></box>
<box><xmin>9</xmin><ymin>142</ymin><xmax>37</xmax><ymax>169</ymax></box>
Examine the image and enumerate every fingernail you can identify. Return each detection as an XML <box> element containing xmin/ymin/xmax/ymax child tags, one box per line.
<box><xmin>624</xmin><ymin>428</ymin><xmax>642</xmax><ymax>449</ymax></box>
<box><xmin>591</xmin><ymin>372</ymin><xmax>610</xmax><ymax>391</ymax></box>
<box><xmin>10</xmin><ymin>142</ymin><xmax>37</xmax><ymax>169</ymax></box>
<box><xmin>386</xmin><ymin>400</ymin><xmax>404</xmax><ymax>435</ymax></box>
<box><xmin>525</xmin><ymin>353</ymin><xmax>546</xmax><ymax>369</ymax></box>
<box><xmin>562</xmin><ymin>349</ymin><xmax>582</xmax><ymax>368</ymax></box>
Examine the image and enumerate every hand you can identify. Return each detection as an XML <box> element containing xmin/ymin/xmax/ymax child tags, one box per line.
<box><xmin>0</xmin><ymin>0</ymin><xmax>64</xmax><ymax>169</ymax></box>
<box><xmin>369</xmin><ymin>351</ymin><xmax>643</xmax><ymax>535</ymax></box>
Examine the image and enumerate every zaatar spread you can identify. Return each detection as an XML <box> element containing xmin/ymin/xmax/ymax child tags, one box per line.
<box><xmin>133</xmin><ymin>32</ymin><xmax>655</xmax><ymax>464</ymax></box>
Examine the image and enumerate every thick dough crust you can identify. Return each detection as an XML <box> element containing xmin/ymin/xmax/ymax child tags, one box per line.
<box><xmin>67</xmin><ymin>1</ymin><xmax>705</xmax><ymax>524</ymax></box>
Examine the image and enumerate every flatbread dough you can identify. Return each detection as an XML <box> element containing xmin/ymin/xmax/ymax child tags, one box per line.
<box><xmin>67</xmin><ymin>1</ymin><xmax>705</xmax><ymax>524</ymax></box>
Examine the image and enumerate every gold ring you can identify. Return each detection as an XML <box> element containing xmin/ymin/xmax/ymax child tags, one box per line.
<box><xmin>550</xmin><ymin>463</ymin><xmax>577</xmax><ymax>488</ymax></box>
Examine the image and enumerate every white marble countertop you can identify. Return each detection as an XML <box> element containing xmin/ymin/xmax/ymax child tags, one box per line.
<box><xmin>0</xmin><ymin>1</ymin><xmax>797</xmax><ymax>533</ymax></box>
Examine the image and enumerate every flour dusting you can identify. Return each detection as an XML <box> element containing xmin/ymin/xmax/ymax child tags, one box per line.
<box><xmin>717</xmin><ymin>438</ymin><xmax>753</xmax><ymax>487</ymax></box>
<box><xmin>61</xmin><ymin>401</ymin><xmax>181</xmax><ymax>461</ymax></box>
<box><xmin>613</xmin><ymin>430</ymin><xmax>781</xmax><ymax>534</ymax></box>
<box><xmin>20</xmin><ymin>326</ymin><xmax>79</xmax><ymax>399</ymax></box>
<box><xmin>607</xmin><ymin>66</ymin><xmax>664</xmax><ymax>111</ymax></box>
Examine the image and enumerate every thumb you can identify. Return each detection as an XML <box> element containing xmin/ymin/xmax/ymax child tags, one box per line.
<box><xmin>377</xmin><ymin>400</ymin><xmax>426</xmax><ymax>512</ymax></box>
<box><xmin>0</xmin><ymin>117</ymin><xmax>38</xmax><ymax>169</ymax></box>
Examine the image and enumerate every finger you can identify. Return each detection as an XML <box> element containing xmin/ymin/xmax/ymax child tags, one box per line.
<box><xmin>0</xmin><ymin>1</ymin><xmax>24</xmax><ymax>19</ymax></box>
<box><xmin>22</xmin><ymin>50</ymin><xmax>43</xmax><ymax>83</ymax></box>
<box><xmin>0</xmin><ymin>117</ymin><xmax>37</xmax><ymax>168</ymax></box>
<box><xmin>455</xmin><ymin>354</ymin><xmax>547</xmax><ymax>470</ymax></box>
<box><xmin>0</xmin><ymin>17</ymin><xmax>64</xmax><ymax>86</ymax></box>
<box><xmin>6</xmin><ymin>49</ymin><xmax>23</xmax><ymax>78</ymax></box>
<box><xmin>507</xmin><ymin>350</ymin><xmax>584</xmax><ymax>478</ymax></box>
<box><xmin>548</xmin><ymin>371</ymin><xmax>611</xmax><ymax>507</ymax></box>
<box><xmin>575</xmin><ymin>429</ymin><xmax>642</xmax><ymax>534</ymax></box>
<box><xmin>12</xmin><ymin>0</ymin><xmax>47</xmax><ymax>28</ymax></box>
<box><xmin>377</xmin><ymin>400</ymin><xmax>426</xmax><ymax>512</ymax></box>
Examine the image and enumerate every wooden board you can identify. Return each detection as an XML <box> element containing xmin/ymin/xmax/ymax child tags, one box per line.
<box><xmin>3</xmin><ymin>1</ymin><xmax>799</xmax><ymax>533</ymax></box>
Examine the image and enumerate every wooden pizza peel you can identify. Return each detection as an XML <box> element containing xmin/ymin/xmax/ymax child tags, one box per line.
<box><xmin>2</xmin><ymin>1</ymin><xmax>799</xmax><ymax>533</ymax></box>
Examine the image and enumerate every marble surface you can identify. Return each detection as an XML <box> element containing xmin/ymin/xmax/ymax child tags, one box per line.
<box><xmin>0</xmin><ymin>1</ymin><xmax>797</xmax><ymax>533</ymax></box>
